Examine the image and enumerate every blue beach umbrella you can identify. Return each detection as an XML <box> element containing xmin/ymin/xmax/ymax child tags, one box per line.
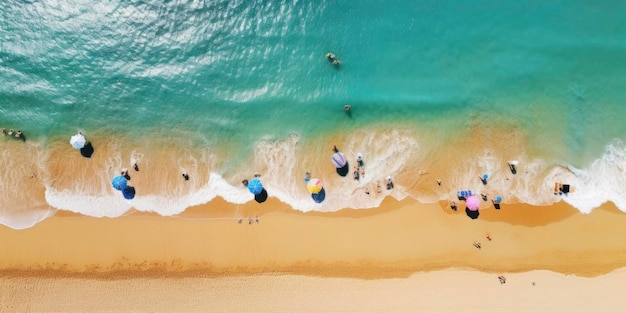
<box><xmin>247</xmin><ymin>178</ymin><xmax>264</xmax><ymax>195</ymax></box>
<box><xmin>496</xmin><ymin>196</ymin><xmax>502</xmax><ymax>202</ymax></box>
<box><xmin>483</xmin><ymin>174</ymin><xmax>488</xmax><ymax>180</ymax></box>
<box><xmin>122</xmin><ymin>186</ymin><xmax>136</xmax><ymax>200</ymax></box>
<box><xmin>111</xmin><ymin>175</ymin><xmax>128</xmax><ymax>191</ymax></box>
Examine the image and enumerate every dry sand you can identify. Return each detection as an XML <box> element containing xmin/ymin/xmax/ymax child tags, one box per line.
<box><xmin>1</xmin><ymin>197</ymin><xmax>626</xmax><ymax>312</ymax></box>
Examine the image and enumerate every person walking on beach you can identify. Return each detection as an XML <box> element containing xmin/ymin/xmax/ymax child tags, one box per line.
<box><xmin>353</xmin><ymin>166</ymin><xmax>360</xmax><ymax>181</ymax></box>
<box><xmin>450</xmin><ymin>201</ymin><xmax>457</xmax><ymax>211</ymax></box>
<box><xmin>333</xmin><ymin>145</ymin><xmax>339</xmax><ymax>153</ymax></box>
<box><xmin>133</xmin><ymin>163</ymin><xmax>139</xmax><ymax>172</ymax></box>
<box><xmin>182</xmin><ymin>172</ymin><xmax>190</xmax><ymax>181</ymax></box>
<box><xmin>437</xmin><ymin>178</ymin><xmax>442</xmax><ymax>186</ymax></box>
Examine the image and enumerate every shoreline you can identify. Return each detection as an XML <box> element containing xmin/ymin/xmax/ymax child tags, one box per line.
<box><xmin>2</xmin><ymin>197</ymin><xmax>625</xmax><ymax>279</ymax></box>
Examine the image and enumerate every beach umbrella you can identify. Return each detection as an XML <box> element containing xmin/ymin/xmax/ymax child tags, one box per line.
<box><xmin>254</xmin><ymin>189</ymin><xmax>268</xmax><ymax>203</ymax></box>
<box><xmin>482</xmin><ymin>174</ymin><xmax>488</xmax><ymax>180</ymax></box>
<box><xmin>496</xmin><ymin>196</ymin><xmax>502</xmax><ymax>203</ymax></box>
<box><xmin>307</xmin><ymin>178</ymin><xmax>323</xmax><ymax>194</ymax></box>
<box><xmin>247</xmin><ymin>178</ymin><xmax>264</xmax><ymax>195</ymax></box>
<box><xmin>122</xmin><ymin>186</ymin><xmax>136</xmax><ymax>200</ymax></box>
<box><xmin>331</xmin><ymin>152</ymin><xmax>347</xmax><ymax>168</ymax></box>
<box><xmin>312</xmin><ymin>188</ymin><xmax>326</xmax><ymax>203</ymax></box>
<box><xmin>466</xmin><ymin>195</ymin><xmax>480</xmax><ymax>211</ymax></box>
<box><xmin>465</xmin><ymin>207</ymin><xmax>480</xmax><ymax>219</ymax></box>
<box><xmin>70</xmin><ymin>133</ymin><xmax>86</xmax><ymax>149</ymax></box>
<box><xmin>111</xmin><ymin>175</ymin><xmax>128</xmax><ymax>191</ymax></box>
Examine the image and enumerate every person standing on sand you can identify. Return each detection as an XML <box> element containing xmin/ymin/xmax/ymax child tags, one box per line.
<box><xmin>121</xmin><ymin>169</ymin><xmax>130</xmax><ymax>180</ymax></box>
<box><xmin>333</xmin><ymin>145</ymin><xmax>339</xmax><ymax>153</ymax></box>
<box><xmin>437</xmin><ymin>178</ymin><xmax>442</xmax><ymax>186</ymax></box>
<box><xmin>182</xmin><ymin>172</ymin><xmax>190</xmax><ymax>181</ymax></box>
<box><xmin>133</xmin><ymin>163</ymin><xmax>139</xmax><ymax>172</ymax></box>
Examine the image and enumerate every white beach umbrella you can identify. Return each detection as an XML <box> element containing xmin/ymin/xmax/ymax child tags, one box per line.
<box><xmin>70</xmin><ymin>133</ymin><xmax>86</xmax><ymax>149</ymax></box>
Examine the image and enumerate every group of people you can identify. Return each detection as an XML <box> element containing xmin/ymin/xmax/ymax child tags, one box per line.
<box><xmin>1</xmin><ymin>128</ymin><xmax>24</xmax><ymax>140</ymax></box>
<box><xmin>326</xmin><ymin>53</ymin><xmax>341</xmax><ymax>66</ymax></box>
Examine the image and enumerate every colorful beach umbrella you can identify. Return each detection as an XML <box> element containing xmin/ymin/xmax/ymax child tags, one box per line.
<box><xmin>331</xmin><ymin>152</ymin><xmax>347</xmax><ymax>168</ymax></box>
<box><xmin>466</xmin><ymin>195</ymin><xmax>480</xmax><ymax>211</ymax></box>
<box><xmin>122</xmin><ymin>186</ymin><xmax>136</xmax><ymax>200</ymax></box>
<box><xmin>111</xmin><ymin>175</ymin><xmax>128</xmax><ymax>191</ymax></box>
<box><xmin>307</xmin><ymin>178</ymin><xmax>323</xmax><ymax>194</ymax></box>
<box><xmin>70</xmin><ymin>133</ymin><xmax>86</xmax><ymax>149</ymax></box>
<box><xmin>247</xmin><ymin>178</ymin><xmax>264</xmax><ymax>195</ymax></box>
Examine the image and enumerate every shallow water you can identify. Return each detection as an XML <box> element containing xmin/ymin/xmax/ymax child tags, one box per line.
<box><xmin>1</xmin><ymin>0</ymin><xmax>626</xmax><ymax>228</ymax></box>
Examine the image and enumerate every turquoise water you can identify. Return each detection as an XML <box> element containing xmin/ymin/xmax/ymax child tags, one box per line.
<box><xmin>2</xmin><ymin>0</ymin><xmax>626</xmax><ymax>227</ymax></box>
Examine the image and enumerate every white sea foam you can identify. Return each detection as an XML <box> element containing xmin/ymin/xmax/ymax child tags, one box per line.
<box><xmin>45</xmin><ymin>173</ymin><xmax>252</xmax><ymax>218</ymax></box>
<box><xmin>548</xmin><ymin>140</ymin><xmax>626</xmax><ymax>213</ymax></box>
<box><xmin>4</xmin><ymin>137</ymin><xmax>626</xmax><ymax>229</ymax></box>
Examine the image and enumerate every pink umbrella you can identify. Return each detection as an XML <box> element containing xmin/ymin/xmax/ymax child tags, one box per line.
<box><xmin>466</xmin><ymin>195</ymin><xmax>480</xmax><ymax>211</ymax></box>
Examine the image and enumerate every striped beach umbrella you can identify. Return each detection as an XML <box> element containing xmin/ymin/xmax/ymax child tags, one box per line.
<box><xmin>307</xmin><ymin>178</ymin><xmax>323</xmax><ymax>194</ymax></box>
<box><xmin>331</xmin><ymin>152</ymin><xmax>346</xmax><ymax>168</ymax></box>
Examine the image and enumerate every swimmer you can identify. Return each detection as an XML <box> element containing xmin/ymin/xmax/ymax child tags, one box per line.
<box><xmin>333</xmin><ymin>59</ymin><xmax>340</xmax><ymax>66</ymax></box>
<box><xmin>8</xmin><ymin>129</ymin><xmax>14</xmax><ymax>136</ymax></box>
<box><xmin>1</xmin><ymin>128</ymin><xmax>5</xmax><ymax>135</ymax></box>
<box><xmin>15</xmin><ymin>130</ymin><xmax>22</xmax><ymax>138</ymax></box>
<box><xmin>345</xmin><ymin>104</ymin><xmax>351</xmax><ymax>111</ymax></box>
<box><xmin>326</xmin><ymin>53</ymin><xmax>335</xmax><ymax>60</ymax></box>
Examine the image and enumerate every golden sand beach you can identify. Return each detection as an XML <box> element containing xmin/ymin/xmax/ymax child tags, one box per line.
<box><xmin>2</xmin><ymin>196</ymin><xmax>626</xmax><ymax>312</ymax></box>
<box><xmin>1</xmin><ymin>131</ymin><xmax>626</xmax><ymax>312</ymax></box>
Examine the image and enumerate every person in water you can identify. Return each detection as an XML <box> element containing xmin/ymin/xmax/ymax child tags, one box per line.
<box><xmin>15</xmin><ymin>130</ymin><xmax>22</xmax><ymax>138</ymax></box>
<box><xmin>326</xmin><ymin>53</ymin><xmax>335</xmax><ymax>60</ymax></box>
<box><xmin>1</xmin><ymin>128</ymin><xmax>5</xmax><ymax>135</ymax></box>
<box><xmin>345</xmin><ymin>104</ymin><xmax>351</xmax><ymax>111</ymax></box>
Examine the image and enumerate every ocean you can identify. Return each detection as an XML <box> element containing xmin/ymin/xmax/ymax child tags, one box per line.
<box><xmin>1</xmin><ymin>0</ymin><xmax>626</xmax><ymax>229</ymax></box>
